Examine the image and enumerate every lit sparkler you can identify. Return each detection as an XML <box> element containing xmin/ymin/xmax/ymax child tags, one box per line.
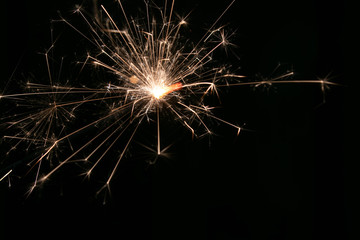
<box><xmin>1</xmin><ymin>0</ymin><xmax>335</xmax><ymax>196</ymax></box>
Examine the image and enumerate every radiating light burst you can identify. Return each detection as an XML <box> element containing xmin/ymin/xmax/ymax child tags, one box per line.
<box><xmin>1</xmin><ymin>0</ymin><xmax>336</xmax><ymax>197</ymax></box>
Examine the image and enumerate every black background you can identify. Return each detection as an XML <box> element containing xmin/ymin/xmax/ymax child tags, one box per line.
<box><xmin>2</xmin><ymin>0</ymin><xmax>357</xmax><ymax>239</ymax></box>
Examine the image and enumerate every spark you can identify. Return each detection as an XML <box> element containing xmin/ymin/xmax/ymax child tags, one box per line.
<box><xmin>0</xmin><ymin>169</ymin><xmax>12</xmax><ymax>182</ymax></box>
<box><xmin>1</xmin><ymin>0</ymin><xmax>334</xmax><ymax>196</ymax></box>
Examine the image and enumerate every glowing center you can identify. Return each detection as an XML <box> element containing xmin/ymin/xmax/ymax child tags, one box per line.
<box><xmin>151</xmin><ymin>85</ymin><xmax>168</xmax><ymax>99</ymax></box>
<box><xmin>150</xmin><ymin>82</ymin><xmax>183</xmax><ymax>100</ymax></box>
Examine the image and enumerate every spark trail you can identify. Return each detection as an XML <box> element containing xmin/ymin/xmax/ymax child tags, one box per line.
<box><xmin>1</xmin><ymin>0</ymin><xmax>335</xmax><ymax>196</ymax></box>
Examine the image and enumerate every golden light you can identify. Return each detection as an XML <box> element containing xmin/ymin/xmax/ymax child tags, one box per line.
<box><xmin>151</xmin><ymin>85</ymin><xmax>168</xmax><ymax>99</ymax></box>
<box><xmin>149</xmin><ymin>82</ymin><xmax>183</xmax><ymax>99</ymax></box>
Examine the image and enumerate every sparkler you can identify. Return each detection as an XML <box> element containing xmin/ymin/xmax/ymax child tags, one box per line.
<box><xmin>1</xmin><ymin>0</ymin><xmax>335</xmax><ymax>196</ymax></box>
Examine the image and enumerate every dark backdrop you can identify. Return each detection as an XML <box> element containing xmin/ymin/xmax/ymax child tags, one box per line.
<box><xmin>2</xmin><ymin>0</ymin><xmax>357</xmax><ymax>239</ymax></box>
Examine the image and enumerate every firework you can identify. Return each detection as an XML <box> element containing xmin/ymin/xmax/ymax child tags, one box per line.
<box><xmin>1</xmin><ymin>0</ymin><xmax>335</xmax><ymax>196</ymax></box>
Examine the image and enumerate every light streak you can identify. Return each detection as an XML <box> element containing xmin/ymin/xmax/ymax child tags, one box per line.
<box><xmin>1</xmin><ymin>0</ymin><xmax>334</xmax><ymax>196</ymax></box>
<box><xmin>0</xmin><ymin>169</ymin><xmax>12</xmax><ymax>182</ymax></box>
